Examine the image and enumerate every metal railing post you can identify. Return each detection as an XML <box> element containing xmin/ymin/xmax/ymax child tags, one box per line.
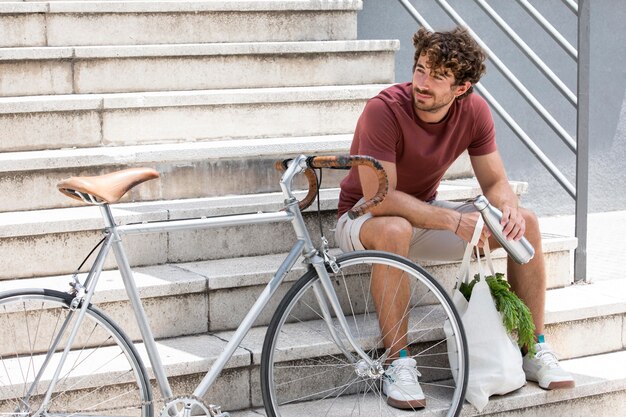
<box><xmin>575</xmin><ymin>0</ymin><xmax>590</xmax><ymax>282</ymax></box>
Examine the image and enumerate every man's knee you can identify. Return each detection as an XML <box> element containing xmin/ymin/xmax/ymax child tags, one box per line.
<box><xmin>361</xmin><ymin>216</ymin><xmax>413</xmax><ymax>254</ymax></box>
<box><xmin>520</xmin><ymin>207</ymin><xmax>540</xmax><ymax>236</ymax></box>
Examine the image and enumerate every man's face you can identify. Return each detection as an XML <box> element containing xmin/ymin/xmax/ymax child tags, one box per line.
<box><xmin>412</xmin><ymin>53</ymin><xmax>463</xmax><ymax>117</ymax></box>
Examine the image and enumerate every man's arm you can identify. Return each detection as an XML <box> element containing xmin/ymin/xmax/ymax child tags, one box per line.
<box><xmin>358</xmin><ymin>161</ymin><xmax>460</xmax><ymax>232</ymax></box>
<box><xmin>471</xmin><ymin>151</ymin><xmax>526</xmax><ymax>240</ymax></box>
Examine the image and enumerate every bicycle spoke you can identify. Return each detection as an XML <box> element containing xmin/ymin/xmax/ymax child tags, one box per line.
<box><xmin>0</xmin><ymin>291</ymin><xmax>151</xmax><ymax>417</ymax></box>
<box><xmin>277</xmin><ymin>373</ymin><xmax>362</xmax><ymax>406</ymax></box>
<box><xmin>274</xmin><ymin>363</ymin><xmax>353</xmax><ymax>389</ymax></box>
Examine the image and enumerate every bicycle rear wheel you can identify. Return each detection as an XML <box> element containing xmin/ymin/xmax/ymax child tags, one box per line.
<box><xmin>261</xmin><ymin>250</ymin><xmax>467</xmax><ymax>417</ymax></box>
<box><xmin>0</xmin><ymin>289</ymin><xmax>152</xmax><ymax>417</ymax></box>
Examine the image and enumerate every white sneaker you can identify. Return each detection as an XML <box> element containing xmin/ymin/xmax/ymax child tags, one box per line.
<box><xmin>382</xmin><ymin>357</ymin><xmax>426</xmax><ymax>409</ymax></box>
<box><xmin>523</xmin><ymin>342</ymin><xmax>575</xmax><ymax>390</ymax></box>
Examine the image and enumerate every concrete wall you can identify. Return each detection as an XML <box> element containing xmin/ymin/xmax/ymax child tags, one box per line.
<box><xmin>357</xmin><ymin>0</ymin><xmax>626</xmax><ymax>216</ymax></box>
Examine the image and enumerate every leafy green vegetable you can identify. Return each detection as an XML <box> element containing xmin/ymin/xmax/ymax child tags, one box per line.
<box><xmin>459</xmin><ymin>272</ymin><xmax>536</xmax><ymax>355</ymax></box>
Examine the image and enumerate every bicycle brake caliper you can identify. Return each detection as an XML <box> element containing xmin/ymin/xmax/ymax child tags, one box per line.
<box><xmin>320</xmin><ymin>237</ymin><xmax>339</xmax><ymax>273</ymax></box>
<box><xmin>68</xmin><ymin>273</ymin><xmax>86</xmax><ymax>310</ymax></box>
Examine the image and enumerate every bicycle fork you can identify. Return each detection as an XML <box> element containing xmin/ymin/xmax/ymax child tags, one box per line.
<box><xmin>308</xmin><ymin>252</ymin><xmax>383</xmax><ymax>377</ymax></box>
<box><xmin>282</xmin><ymin>194</ymin><xmax>381</xmax><ymax>374</ymax></box>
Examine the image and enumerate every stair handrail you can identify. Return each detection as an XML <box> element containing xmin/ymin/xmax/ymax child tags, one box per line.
<box><xmin>561</xmin><ymin>0</ymin><xmax>578</xmax><ymax>14</ymax></box>
<box><xmin>518</xmin><ymin>0</ymin><xmax>578</xmax><ymax>60</ymax></box>
<box><xmin>474</xmin><ymin>0</ymin><xmax>577</xmax><ymax>106</ymax></box>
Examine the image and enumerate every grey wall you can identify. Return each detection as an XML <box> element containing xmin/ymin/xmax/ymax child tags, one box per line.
<box><xmin>357</xmin><ymin>0</ymin><xmax>626</xmax><ymax>216</ymax></box>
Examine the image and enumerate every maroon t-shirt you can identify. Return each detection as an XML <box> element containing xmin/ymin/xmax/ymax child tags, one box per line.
<box><xmin>338</xmin><ymin>82</ymin><xmax>497</xmax><ymax>217</ymax></box>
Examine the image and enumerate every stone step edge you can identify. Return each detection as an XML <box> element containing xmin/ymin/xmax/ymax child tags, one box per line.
<box><xmin>0</xmin><ymin>0</ymin><xmax>363</xmax><ymax>14</ymax></box>
<box><xmin>0</xmin><ymin>136</ymin><xmax>471</xmax><ymax>182</ymax></box>
<box><xmin>0</xmin><ymin>84</ymin><xmax>390</xmax><ymax>114</ymax></box>
<box><xmin>231</xmin><ymin>350</ymin><xmax>626</xmax><ymax>416</ymax></box>
<box><xmin>0</xmin><ymin>234</ymin><xmax>579</xmax><ymax>310</ymax></box>
<box><xmin>0</xmin><ymin>182</ymin><xmax>528</xmax><ymax>238</ymax></box>
<box><xmin>0</xmin><ymin>134</ymin><xmax>354</xmax><ymax>172</ymax></box>
<box><xmin>0</xmin><ymin>40</ymin><xmax>399</xmax><ymax>61</ymax></box>
<box><xmin>469</xmin><ymin>350</ymin><xmax>626</xmax><ymax>416</ymax></box>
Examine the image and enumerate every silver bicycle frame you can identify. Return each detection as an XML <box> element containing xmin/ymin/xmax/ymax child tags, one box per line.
<box><xmin>41</xmin><ymin>155</ymin><xmax>375</xmax><ymax>407</ymax></box>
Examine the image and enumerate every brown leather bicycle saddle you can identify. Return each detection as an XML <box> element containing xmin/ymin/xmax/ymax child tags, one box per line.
<box><xmin>57</xmin><ymin>168</ymin><xmax>160</xmax><ymax>204</ymax></box>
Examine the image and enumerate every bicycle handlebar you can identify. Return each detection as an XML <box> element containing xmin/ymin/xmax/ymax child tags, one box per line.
<box><xmin>275</xmin><ymin>155</ymin><xmax>388</xmax><ymax>219</ymax></box>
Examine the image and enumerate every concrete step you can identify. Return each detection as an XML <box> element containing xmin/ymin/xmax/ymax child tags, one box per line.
<box><xmin>227</xmin><ymin>350</ymin><xmax>626</xmax><ymax>416</ymax></box>
<box><xmin>0</xmin><ymin>227</ymin><xmax>577</xmax><ymax>338</ymax></box>
<box><xmin>0</xmin><ymin>330</ymin><xmax>255</xmax><ymax>412</ymax></box>
<box><xmin>0</xmin><ymin>137</ymin><xmax>473</xmax><ymax>212</ymax></box>
<box><xmin>0</xmin><ymin>135</ymin><xmax>353</xmax><ymax>212</ymax></box>
<box><xmin>543</xmin><ymin>278</ymin><xmax>626</xmax><ymax>360</ymax></box>
<box><xmin>211</xmin><ymin>278</ymin><xmax>626</xmax><ymax>411</ymax></box>
<box><xmin>0</xmin><ymin>0</ymin><xmax>361</xmax><ymax>47</ymax></box>
<box><xmin>226</xmin><ymin>327</ymin><xmax>626</xmax><ymax>414</ymax></box>
<box><xmin>539</xmin><ymin>211</ymin><xmax>626</xmax><ymax>283</ymax></box>
<box><xmin>0</xmin><ymin>84</ymin><xmax>388</xmax><ymax>152</ymax></box>
<box><xmin>3</xmin><ymin>279</ymin><xmax>621</xmax><ymax>414</ymax></box>
<box><xmin>216</xmin><ymin>277</ymin><xmax>626</xmax><ymax>362</ymax></box>
<box><xmin>0</xmin><ymin>183</ymin><xmax>533</xmax><ymax>280</ymax></box>
<box><xmin>0</xmin><ymin>285</ymin><xmax>626</xmax><ymax>416</ymax></box>
<box><xmin>0</xmin><ymin>40</ymin><xmax>398</xmax><ymax>96</ymax></box>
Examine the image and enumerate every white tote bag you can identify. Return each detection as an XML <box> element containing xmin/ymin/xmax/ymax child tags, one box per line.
<box><xmin>446</xmin><ymin>217</ymin><xmax>526</xmax><ymax>412</ymax></box>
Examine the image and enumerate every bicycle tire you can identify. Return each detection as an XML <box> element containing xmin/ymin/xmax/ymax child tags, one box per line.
<box><xmin>261</xmin><ymin>250</ymin><xmax>468</xmax><ymax>417</ymax></box>
<box><xmin>0</xmin><ymin>288</ymin><xmax>153</xmax><ymax>417</ymax></box>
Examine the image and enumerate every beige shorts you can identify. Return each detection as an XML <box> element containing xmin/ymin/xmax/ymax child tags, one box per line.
<box><xmin>334</xmin><ymin>199</ymin><xmax>478</xmax><ymax>262</ymax></box>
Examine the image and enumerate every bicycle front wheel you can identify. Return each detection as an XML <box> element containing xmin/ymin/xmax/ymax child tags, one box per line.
<box><xmin>261</xmin><ymin>250</ymin><xmax>467</xmax><ymax>417</ymax></box>
<box><xmin>0</xmin><ymin>289</ymin><xmax>153</xmax><ymax>417</ymax></box>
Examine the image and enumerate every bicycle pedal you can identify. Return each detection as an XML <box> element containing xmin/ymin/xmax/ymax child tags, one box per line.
<box><xmin>208</xmin><ymin>404</ymin><xmax>230</xmax><ymax>417</ymax></box>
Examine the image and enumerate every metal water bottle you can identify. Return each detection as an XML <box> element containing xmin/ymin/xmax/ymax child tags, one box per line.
<box><xmin>473</xmin><ymin>195</ymin><xmax>535</xmax><ymax>264</ymax></box>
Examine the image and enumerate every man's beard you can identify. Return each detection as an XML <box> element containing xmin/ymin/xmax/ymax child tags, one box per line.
<box><xmin>413</xmin><ymin>88</ymin><xmax>456</xmax><ymax>114</ymax></box>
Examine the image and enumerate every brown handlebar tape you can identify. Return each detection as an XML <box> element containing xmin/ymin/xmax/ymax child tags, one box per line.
<box><xmin>300</xmin><ymin>168</ymin><xmax>319</xmax><ymax>211</ymax></box>
<box><xmin>273</xmin><ymin>160</ymin><xmax>319</xmax><ymax>212</ymax></box>
<box><xmin>274</xmin><ymin>155</ymin><xmax>388</xmax><ymax>217</ymax></box>
<box><xmin>309</xmin><ymin>155</ymin><xmax>389</xmax><ymax>218</ymax></box>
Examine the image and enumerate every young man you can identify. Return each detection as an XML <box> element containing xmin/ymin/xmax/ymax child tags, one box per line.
<box><xmin>335</xmin><ymin>27</ymin><xmax>575</xmax><ymax>409</ymax></box>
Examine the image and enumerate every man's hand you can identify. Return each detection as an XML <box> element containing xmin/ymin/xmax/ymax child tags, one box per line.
<box><xmin>501</xmin><ymin>205</ymin><xmax>526</xmax><ymax>241</ymax></box>
<box><xmin>470</xmin><ymin>151</ymin><xmax>525</xmax><ymax>242</ymax></box>
<box><xmin>454</xmin><ymin>211</ymin><xmax>491</xmax><ymax>247</ymax></box>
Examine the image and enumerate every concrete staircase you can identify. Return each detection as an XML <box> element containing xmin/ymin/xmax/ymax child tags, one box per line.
<box><xmin>0</xmin><ymin>1</ymin><xmax>623</xmax><ymax>416</ymax></box>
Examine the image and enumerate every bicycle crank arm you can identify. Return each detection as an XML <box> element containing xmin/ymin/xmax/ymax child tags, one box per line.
<box><xmin>209</xmin><ymin>405</ymin><xmax>230</xmax><ymax>417</ymax></box>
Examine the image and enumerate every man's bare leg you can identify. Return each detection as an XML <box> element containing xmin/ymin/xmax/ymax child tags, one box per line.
<box><xmin>360</xmin><ymin>207</ymin><xmax>547</xmax><ymax>353</ymax></box>
<box><xmin>359</xmin><ymin>216</ymin><xmax>413</xmax><ymax>360</ymax></box>
<box><xmin>496</xmin><ymin>208</ymin><xmax>574</xmax><ymax>389</ymax></box>
<box><xmin>488</xmin><ymin>208</ymin><xmax>546</xmax><ymax>339</ymax></box>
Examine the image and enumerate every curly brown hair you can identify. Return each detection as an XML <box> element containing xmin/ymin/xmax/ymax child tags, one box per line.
<box><xmin>412</xmin><ymin>26</ymin><xmax>487</xmax><ymax>99</ymax></box>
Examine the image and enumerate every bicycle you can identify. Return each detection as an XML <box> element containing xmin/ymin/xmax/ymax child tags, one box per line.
<box><xmin>0</xmin><ymin>154</ymin><xmax>468</xmax><ymax>417</ymax></box>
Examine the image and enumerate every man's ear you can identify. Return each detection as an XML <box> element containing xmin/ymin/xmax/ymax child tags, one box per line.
<box><xmin>455</xmin><ymin>81</ymin><xmax>472</xmax><ymax>97</ymax></box>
